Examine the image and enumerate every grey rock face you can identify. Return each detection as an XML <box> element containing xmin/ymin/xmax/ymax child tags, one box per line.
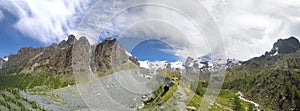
<box><xmin>0</xmin><ymin>35</ymin><xmax>139</xmax><ymax>76</ymax></box>
<box><xmin>0</xmin><ymin>58</ymin><xmax>5</xmax><ymax>69</ymax></box>
<box><xmin>266</xmin><ymin>37</ymin><xmax>300</xmax><ymax>56</ymax></box>
<box><xmin>94</xmin><ymin>37</ymin><xmax>139</xmax><ymax>74</ymax></box>
<box><xmin>72</xmin><ymin>36</ymin><xmax>91</xmax><ymax>73</ymax></box>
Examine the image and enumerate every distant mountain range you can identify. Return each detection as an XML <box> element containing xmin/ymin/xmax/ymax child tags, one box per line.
<box><xmin>139</xmin><ymin>56</ymin><xmax>242</xmax><ymax>74</ymax></box>
<box><xmin>141</xmin><ymin>36</ymin><xmax>299</xmax><ymax>111</ymax></box>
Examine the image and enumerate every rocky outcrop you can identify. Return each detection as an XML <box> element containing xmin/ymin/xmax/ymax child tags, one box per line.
<box><xmin>94</xmin><ymin>37</ymin><xmax>139</xmax><ymax>73</ymax></box>
<box><xmin>265</xmin><ymin>37</ymin><xmax>300</xmax><ymax>56</ymax></box>
<box><xmin>0</xmin><ymin>35</ymin><xmax>76</xmax><ymax>75</ymax></box>
<box><xmin>0</xmin><ymin>35</ymin><xmax>139</xmax><ymax>76</ymax></box>
<box><xmin>0</xmin><ymin>58</ymin><xmax>5</xmax><ymax>69</ymax></box>
<box><xmin>129</xmin><ymin>56</ymin><xmax>140</xmax><ymax>66</ymax></box>
<box><xmin>72</xmin><ymin>36</ymin><xmax>90</xmax><ymax>73</ymax></box>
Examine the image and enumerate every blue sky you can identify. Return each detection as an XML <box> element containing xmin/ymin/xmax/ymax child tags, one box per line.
<box><xmin>131</xmin><ymin>39</ymin><xmax>179</xmax><ymax>62</ymax></box>
<box><xmin>0</xmin><ymin>10</ymin><xmax>178</xmax><ymax>62</ymax></box>
<box><xmin>0</xmin><ymin>3</ymin><xmax>179</xmax><ymax>62</ymax></box>
<box><xmin>0</xmin><ymin>9</ymin><xmax>43</xmax><ymax>57</ymax></box>
<box><xmin>0</xmin><ymin>0</ymin><xmax>300</xmax><ymax>61</ymax></box>
<box><xmin>0</xmin><ymin>0</ymin><xmax>91</xmax><ymax>58</ymax></box>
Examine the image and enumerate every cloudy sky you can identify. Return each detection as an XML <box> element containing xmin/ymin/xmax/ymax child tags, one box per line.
<box><xmin>0</xmin><ymin>0</ymin><xmax>299</xmax><ymax>61</ymax></box>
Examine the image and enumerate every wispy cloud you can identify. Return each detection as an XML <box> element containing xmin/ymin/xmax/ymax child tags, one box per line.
<box><xmin>0</xmin><ymin>10</ymin><xmax>4</xmax><ymax>22</ymax></box>
<box><xmin>0</xmin><ymin>0</ymin><xmax>299</xmax><ymax>60</ymax></box>
<box><xmin>78</xmin><ymin>0</ymin><xmax>213</xmax><ymax>60</ymax></box>
<box><xmin>78</xmin><ymin>0</ymin><xmax>300</xmax><ymax>60</ymax></box>
<box><xmin>199</xmin><ymin>0</ymin><xmax>300</xmax><ymax>60</ymax></box>
<box><xmin>0</xmin><ymin>0</ymin><xmax>93</xmax><ymax>44</ymax></box>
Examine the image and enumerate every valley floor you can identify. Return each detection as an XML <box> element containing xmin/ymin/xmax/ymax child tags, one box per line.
<box><xmin>0</xmin><ymin>69</ymin><xmax>268</xmax><ymax>111</ymax></box>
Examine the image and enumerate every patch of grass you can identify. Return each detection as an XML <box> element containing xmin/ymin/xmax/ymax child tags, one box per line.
<box><xmin>0</xmin><ymin>89</ymin><xmax>45</xmax><ymax>111</ymax></box>
<box><xmin>161</xmin><ymin>85</ymin><xmax>178</xmax><ymax>102</ymax></box>
<box><xmin>143</xmin><ymin>84</ymin><xmax>178</xmax><ymax>109</ymax></box>
<box><xmin>0</xmin><ymin>73</ymin><xmax>74</xmax><ymax>90</ymax></box>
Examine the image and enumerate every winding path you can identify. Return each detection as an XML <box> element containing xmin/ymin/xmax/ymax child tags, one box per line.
<box><xmin>237</xmin><ymin>91</ymin><xmax>261</xmax><ymax>111</ymax></box>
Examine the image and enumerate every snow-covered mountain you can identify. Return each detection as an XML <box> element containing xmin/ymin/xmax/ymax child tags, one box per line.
<box><xmin>139</xmin><ymin>60</ymin><xmax>169</xmax><ymax>69</ymax></box>
<box><xmin>139</xmin><ymin>60</ymin><xmax>185</xmax><ymax>72</ymax></box>
<box><xmin>184</xmin><ymin>57</ymin><xmax>242</xmax><ymax>73</ymax></box>
<box><xmin>169</xmin><ymin>61</ymin><xmax>185</xmax><ymax>71</ymax></box>
<box><xmin>138</xmin><ymin>56</ymin><xmax>242</xmax><ymax>73</ymax></box>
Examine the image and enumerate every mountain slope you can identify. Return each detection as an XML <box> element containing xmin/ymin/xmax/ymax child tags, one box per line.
<box><xmin>224</xmin><ymin>37</ymin><xmax>300</xmax><ymax>110</ymax></box>
<box><xmin>0</xmin><ymin>35</ymin><xmax>77</xmax><ymax>75</ymax></box>
<box><xmin>0</xmin><ymin>35</ymin><xmax>139</xmax><ymax>89</ymax></box>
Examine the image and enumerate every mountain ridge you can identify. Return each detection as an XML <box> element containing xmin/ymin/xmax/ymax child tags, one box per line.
<box><xmin>224</xmin><ymin>37</ymin><xmax>300</xmax><ymax>110</ymax></box>
<box><xmin>265</xmin><ymin>36</ymin><xmax>300</xmax><ymax>56</ymax></box>
<box><xmin>0</xmin><ymin>35</ymin><xmax>139</xmax><ymax>81</ymax></box>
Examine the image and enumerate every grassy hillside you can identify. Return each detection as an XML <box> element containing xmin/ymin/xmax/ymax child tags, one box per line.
<box><xmin>224</xmin><ymin>51</ymin><xmax>300</xmax><ymax>110</ymax></box>
<box><xmin>142</xmin><ymin>69</ymin><xmax>258</xmax><ymax>111</ymax></box>
<box><xmin>0</xmin><ymin>73</ymin><xmax>74</xmax><ymax>90</ymax></box>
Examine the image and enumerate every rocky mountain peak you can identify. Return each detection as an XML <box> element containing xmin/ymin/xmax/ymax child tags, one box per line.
<box><xmin>101</xmin><ymin>37</ymin><xmax>117</xmax><ymax>47</ymax></box>
<box><xmin>0</xmin><ymin>35</ymin><xmax>139</xmax><ymax>76</ymax></box>
<box><xmin>77</xmin><ymin>36</ymin><xmax>89</xmax><ymax>45</ymax></box>
<box><xmin>184</xmin><ymin>57</ymin><xmax>194</xmax><ymax>67</ymax></box>
<box><xmin>104</xmin><ymin>37</ymin><xmax>116</xmax><ymax>41</ymax></box>
<box><xmin>58</xmin><ymin>34</ymin><xmax>78</xmax><ymax>48</ymax></box>
<box><xmin>66</xmin><ymin>34</ymin><xmax>77</xmax><ymax>44</ymax></box>
<box><xmin>94</xmin><ymin>37</ymin><xmax>139</xmax><ymax>73</ymax></box>
<box><xmin>266</xmin><ymin>36</ymin><xmax>300</xmax><ymax>56</ymax></box>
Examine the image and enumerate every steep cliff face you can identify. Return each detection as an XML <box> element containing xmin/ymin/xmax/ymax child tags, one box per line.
<box><xmin>0</xmin><ymin>35</ymin><xmax>139</xmax><ymax>76</ymax></box>
<box><xmin>0</xmin><ymin>35</ymin><xmax>76</xmax><ymax>75</ymax></box>
<box><xmin>94</xmin><ymin>37</ymin><xmax>139</xmax><ymax>74</ymax></box>
<box><xmin>69</xmin><ymin>36</ymin><xmax>90</xmax><ymax>75</ymax></box>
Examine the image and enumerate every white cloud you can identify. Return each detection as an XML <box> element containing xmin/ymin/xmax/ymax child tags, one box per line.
<box><xmin>1</xmin><ymin>0</ymin><xmax>299</xmax><ymax>60</ymax></box>
<box><xmin>77</xmin><ymin>0</ymin><xmax>215</xmax><ymax>60</ymax></box>
<box><xmin>199</xmin><ymin>0</ymin><xmax>300</xmax><ymax>60</ymax></box>
<box><xmin>0</xmin><ymin>0</ymin><xmax>93</xmax><ymax>44</ymax></box>
<box><xmin>0</xmin><ymin>10</ymin><xmax>4</xmax><ymax>22</ymax></box>
<box><xmin>77</xmin><ymin>0</ymin><xmax>300</xmax><ymax>61</ymax></box>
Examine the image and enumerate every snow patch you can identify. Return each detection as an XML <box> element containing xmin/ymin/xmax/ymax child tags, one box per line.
<box><xmin>139</xmin><ymin>60</ymin><xmax>168</xmax><ymax>69</ymax></box>
<box><xmin>170</xmin><ymin>61</ymin><xmax>184</xmax><ymax>70</ymax></box>
<box><xmin>3</xmin><ymin>56</ymin><xmax>8</xmax><ymax>61</ymax></box>
<box><xmin>139</xmin><ymin>60</ymin><xmax>185</xmax><ymax>71</ymax></box>
<box><xmin>125</xmin><ymin>51</ymin><xmax>133</xmax><ymax>57</ymax></box>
